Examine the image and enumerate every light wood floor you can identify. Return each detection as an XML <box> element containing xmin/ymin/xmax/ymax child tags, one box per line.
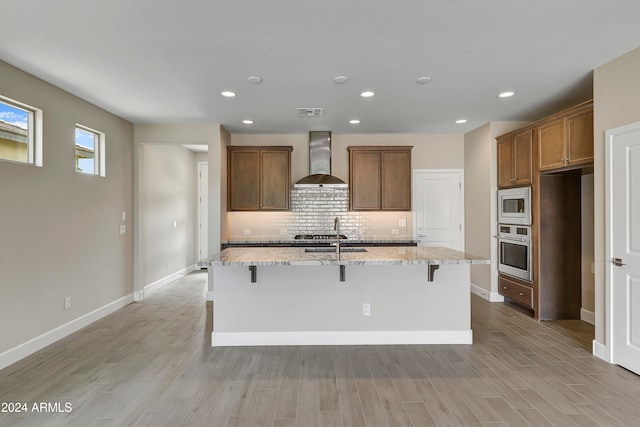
<box><xmin>1</xmin><ymin>271</ymin><xmax>638</xmax><ymax>427</ymax></box>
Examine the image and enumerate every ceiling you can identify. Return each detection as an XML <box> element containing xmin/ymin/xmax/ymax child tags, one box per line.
<box><xmin>1</xmin><ymin>1</ymin><xmax>639</xmax><ymax>135</ymax></box>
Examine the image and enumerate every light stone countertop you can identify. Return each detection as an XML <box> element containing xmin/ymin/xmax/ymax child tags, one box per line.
<box><xmin>199</xmin><ymin>246</ymin><xmax>489</xmax><ymax>267</ymax></box>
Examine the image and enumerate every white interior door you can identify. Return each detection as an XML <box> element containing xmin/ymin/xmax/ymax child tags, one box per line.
<box><xmin>413</xmin><ymin>170</ymin><xmax>463</xmax><ymax>250</ymax></box>
<box><xmin>607</xmin><ymin>122</ymin><xmax>640</xmax><ymax>375</ymax></box>
<box><xmin>198</xmin><ymin>162</ymin><xmax>209</xmax><ymax>262</ymax></box>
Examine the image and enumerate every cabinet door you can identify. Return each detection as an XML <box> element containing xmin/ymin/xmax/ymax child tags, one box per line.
<box><xmin>497</xmin><ymin>136</ymin><xmax>515</xmax><ymax>187</ymax></box>
<box><xmin>228</xmin><ymin>150</ymin><xmax>259</xmax><ymax>210</ymax></box>
<box><xmin>381</xmin><ymin>150</ymin><xmax>411</xmax><ymax>210</ymax></box>
<box><xmin>537</xmin><ymin>118</ymin><xmax>565</xmax><ymax>171</ymax></box>
<box><xmin>566</xmin><ymin>108</ymin><xmax>594</xmax><ymax>167</ymax></box>
<box><xmin>513</xmin><ymin>130</ymin><xmax>532</xmax><ymax>185</ymax></box>
<box><xmin>350</xmin><ymin>150</ymin><xmax>381</xmax><ymax>210</ymax></box>
<box><xmin>260</xmin><ymin>150</ymin><xmax>290</xmax><ymax>210</ymax></box>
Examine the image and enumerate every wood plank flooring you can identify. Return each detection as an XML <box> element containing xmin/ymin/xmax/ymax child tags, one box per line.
<box><xmin>1</xmin><ymin>271</ymin><xmax>639</xmax><ymax>426</ymax></box>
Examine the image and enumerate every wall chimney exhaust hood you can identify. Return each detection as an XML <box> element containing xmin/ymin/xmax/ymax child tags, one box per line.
<box><xmin>294</xmin><ymin>131</ymin><xmax>347</xmax><ymax>188</ymax></box>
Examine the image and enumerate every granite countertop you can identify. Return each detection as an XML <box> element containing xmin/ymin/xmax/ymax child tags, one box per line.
<box><xmin>221</xmin><ymin>239</ymin><xmax>418</xmax><ymax>245</ymax></box>
<box><xmin>199</xmin><ymin>246</ymin><xmax>489</xmax><ymax>267</ymax></box>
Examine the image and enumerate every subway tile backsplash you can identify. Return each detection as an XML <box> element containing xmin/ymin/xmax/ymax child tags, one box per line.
<box><xmin>228</xmin><ymin>189</ymin><xmax>412</xmax><ymax>240</ymax></box>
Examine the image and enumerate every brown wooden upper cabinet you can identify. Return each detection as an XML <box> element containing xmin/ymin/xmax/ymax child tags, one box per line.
<box><xmin>497</xmin><ymin>129</ymin><xmax>532</xmax><ymax>188</ymax></box>
<box><xmin>536</xmin><ymin>102</ymin><xmax>593</xmax><ymax>172</ymax></box>
<box><xmin>227</xmin><ymin>146</ymin><xmax>293</xmax><ymax>211</ymax></box>
<box><xmin>348</xmin><ymin>146</ymin><xmax>412</xmax><ymax>210</ymax></box>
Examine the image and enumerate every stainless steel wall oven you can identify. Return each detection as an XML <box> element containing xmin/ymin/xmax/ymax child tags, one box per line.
<box><xmin>498</xmin><ymin>224</ymin><xmax>532</xmax><ymax>282</ymax></box>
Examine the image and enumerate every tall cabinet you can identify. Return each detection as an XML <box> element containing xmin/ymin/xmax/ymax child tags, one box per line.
<box><xmin>497</xmin><ymin>100</ymin><xmax>593</xmax><ymax>320</ymax></box>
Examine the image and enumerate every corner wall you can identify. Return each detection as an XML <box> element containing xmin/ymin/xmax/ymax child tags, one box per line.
<box><xmin>0</xmin><ymin>60</ymin><xmax>134</xmax><ymax>367</ymax></box>
<box><xmin>593</xmin><ymin>46</ymin><xmax>640</xmax><ymax>351</ymax></box>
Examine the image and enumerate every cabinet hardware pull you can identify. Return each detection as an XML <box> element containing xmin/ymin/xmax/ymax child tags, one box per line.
<box><xmin>519</xmin><ymin>292</ymin><xmax>524</xmax><ymax>296</ymax></box>
<box><xmin>503</xmin><ymin>286</ymin><xmax>507</xmax><ymax>290</ymax></box>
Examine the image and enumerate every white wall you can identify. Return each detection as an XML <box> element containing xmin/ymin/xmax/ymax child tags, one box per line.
<box><xmin>139</xmin><ymin>144</ymin><xmax>197</xmax><ymax>287</ymax></box>
<box><xmin>593</xmin><ymin>46</ymin><xmax>640</xmax><ymax>348</ymax></box>
<box><xmin>0</xmin><ymin>60</ymin><xmax>134</xmax><ymax>362</ymax></box>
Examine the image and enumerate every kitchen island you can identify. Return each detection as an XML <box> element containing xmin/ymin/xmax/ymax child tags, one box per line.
<box><xmin>199</xmin><ymin>246</ymin><xmax>488</xmax><ymax>347</ymax></box>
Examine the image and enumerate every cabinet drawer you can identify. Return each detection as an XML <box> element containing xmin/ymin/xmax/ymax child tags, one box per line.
<box><xmin>499</xmin><ymin>277</ymin><xmax>533</xmax><ymax>308</ymax></box>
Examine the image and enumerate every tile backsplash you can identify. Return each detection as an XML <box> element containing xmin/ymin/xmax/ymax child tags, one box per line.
<box><xmin>228</xmin><ymin>188</ymin><xmax>412</xmax><ymax>240</ymax></box>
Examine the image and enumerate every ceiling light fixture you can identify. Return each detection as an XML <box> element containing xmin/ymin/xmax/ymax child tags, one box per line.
<box><xmin>455</xmin><ymin>119</ymin><xmax>467</xmax><ymax>124</ymax></box>
<box><xmin>242</xmin><ymin>120</ymin><xmax>254</xmax><ymax>124</ymax></box>
<box><xmin>334</xmin><ymin>75</ymin><xmax>348</xmax><ymax>84</ymax></box>
<box><xmin>416</xmin><ymin>76</ymin><xmax>432</xmax><ymax>84</ymax></box>
<box><xmin>498</xmin><ymin>91</ymin><xmax>515</xmax><ymax>98</ymax></box>
<box><xmin>360</xmin><ymin>91</ymin><xmax>375</xmax><ymax>98</ymax></box>
<box><xmin>221</xmin><ymin>91</ymin><xmax>237</xmax><ymax>98</ymax></box>
<box><xmin>349</xmin><ymin>119</ymin><xmax>361</xmax><ymax>124</ymax></box>
<box><xmin>247</xmin><ymin>76</ymin><xmax>262</xmax><ymax>84</ymax></box>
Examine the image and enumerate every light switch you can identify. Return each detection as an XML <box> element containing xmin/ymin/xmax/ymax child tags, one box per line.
<box><xmin>172</xmin><ymin>221</ymin><xmax>177</xmax><ymax>228</ymax></box>
<box><xmin>121</xmin><ymin>211</ymin><xmax>126</xmax><ymax>221</ymax></box>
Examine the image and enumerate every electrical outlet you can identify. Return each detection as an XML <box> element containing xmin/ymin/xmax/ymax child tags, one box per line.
<box><xmin>243</xmin><ymin>229</ymin><xmax>251</xmax><ymax>235</ymax></box>
<box><xmin>64</xmin><ymin>297</ymin><xmax>72</xmax><ymax>310</ymax></box>
<box><xmin>121</xmin><ymin>211</ymin><xmax>126</xmax><ymax>221</ymax></box>
<box><xmin>280</xmin><ymin>229</ymin><xmax>288</xmax><ymax>235</ymax></box>
<box><xmin>391</xmin><ymin>229</ymin><xmax>400</xmax><ymax>235</ymax></box>
<box><xmin>399</xmin><ymin>219</ymin><xmax>406</xmax><ymax>227</ymax></box>
<box><xmin>363</xmin><ymin>303</ymin><xmax>371</xmax><ymax>316</ymax></box>
<box><xmin>172</xmin><ymin>220</ymin><xmax>177</xmax><ymax>228</ymax></box>
<box><xmin>119</xmin><ymin>225</ymin><xmax>126</xmax><ymax>235</ymax></box>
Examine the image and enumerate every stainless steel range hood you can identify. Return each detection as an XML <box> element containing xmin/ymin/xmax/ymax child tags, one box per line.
<box><xmin>294</xmin><ymin>131</ymin><xmax>348</xmax><ymax>188</ymax></box>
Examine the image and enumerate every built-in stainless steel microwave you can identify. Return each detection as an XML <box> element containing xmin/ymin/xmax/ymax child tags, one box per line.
<box><xmin>498</xmin><ymin>187</ymin><xmax>531</xmax><ymax>225</ymax></box>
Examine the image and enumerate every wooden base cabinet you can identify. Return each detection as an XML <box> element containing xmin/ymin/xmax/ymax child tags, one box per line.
<box><xmin>348</xmin><ymin>146</ymin><xmax>412</xmax><ymax>211</ymax></box>
<box><xmin>498</xmin><ymin>275</ymin><xmax>534</xmax><ymax>309</ymax></box>
<box><xmin>227</xmin><ymin>146</ymin><xmax>293</xmax><ymax>211</ymax></box>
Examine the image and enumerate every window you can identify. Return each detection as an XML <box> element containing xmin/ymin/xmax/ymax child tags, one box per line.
<box><xmin>75</xmin><ymin>125</ymin><xmax>105</xmax><ymax>176</ymax></box>
<box><xmin>0</xmin><ymin>95</ymin><xmax>42</xmax><ymax>166</ymax></box>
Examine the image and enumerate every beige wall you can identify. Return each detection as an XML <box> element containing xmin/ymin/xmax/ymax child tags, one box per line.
<box><xmin>0</xmin><ymin>60</ymin><xmax>134</xmax><ymax>357</ymax></box>
<box><xmin>463</xmin><ymin>121</ymin><xmax>530</xmax><ymax>298</ymax></box>
<box><xmin>593</xmin><ymin>46</ymin><xmax>640</xmax><ymax>346</ymax></box>
<box><xmin>139</xmin><ymin>144</ymin><xmax>197</xmax><ymax>287</ymax></box>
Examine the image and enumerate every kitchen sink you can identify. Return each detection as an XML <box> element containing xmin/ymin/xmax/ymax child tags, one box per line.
<box><xmin>304</xmin><ymin>247</ymin><xmax>368</xmax><ymax>253</ymax></box>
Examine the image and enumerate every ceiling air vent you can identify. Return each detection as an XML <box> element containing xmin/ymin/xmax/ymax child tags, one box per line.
<box><xmin>297</xmin><ymin>107</ymin><xmax>323</xmax><ymax>117</ymax></box>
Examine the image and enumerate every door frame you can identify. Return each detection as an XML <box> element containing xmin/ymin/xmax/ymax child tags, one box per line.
<box><xmin>412</xmin><ymin>168</ymin><xmax>465</xmax><ymax>251</ymax></box>
<box><xmin>197</xmin><ymin>161</ymin><xmax>208</xmax><ymax>264</ymax></box>
<box><xmin>605</xmin><ymin>120</ymin><xmax>640</xmax><ymax>364</ymax></box>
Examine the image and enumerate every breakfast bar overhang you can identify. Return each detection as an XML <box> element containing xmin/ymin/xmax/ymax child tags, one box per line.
<box><xmin>199</xmin><ymin>246</ymin><xmax>488</xmax><ymax>347</ymax></box>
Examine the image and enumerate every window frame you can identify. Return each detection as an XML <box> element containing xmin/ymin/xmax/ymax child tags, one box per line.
<box><xmin>75</xmin><ymin>124</ymin><xmax>105</xmax><ymax>177</ymax></box>
<box><xmin>0</xmin><ymin>95</ymin><xmax>43</xmax><ymax>167</ymax></box>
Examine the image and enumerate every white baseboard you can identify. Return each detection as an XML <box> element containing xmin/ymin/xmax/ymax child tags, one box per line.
<box><xmin>470</xmin><ymin>283</ymin><xmax>504</xmax><ymax>302</ymax></box>
<box><xmin>580</xmin><ymin>308</ymin><xmax>595</xmax><ymax>325</ymax></box>
<box><xmin>144</xmin><ymin>264</ymin><xmax>196</xmax><ymax>296</ymax></box>
<box><xmin>592</xmin><ymin>339</ymin><xmax>607</xmax><ymax>361</ymax></box>
<box><xmin>0</xmin><ymin>294</ymin><xmax>134</xmax><ymax>371</ymax></box>
<box><xmin>212</xmin><ymin>330</ymin><xmax>473</xmax><ymax>347</ymax></box>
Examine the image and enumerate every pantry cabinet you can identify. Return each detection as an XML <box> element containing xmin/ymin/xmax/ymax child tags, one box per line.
<box><xmin>227</xmin><ymin>146</ymin><xmax>292</xmax><ymax>211</ymax></box>
<box><xmin>348</xmin><ymin>146</ymin><xmax>412</xmax><ymax>211</ymax></box>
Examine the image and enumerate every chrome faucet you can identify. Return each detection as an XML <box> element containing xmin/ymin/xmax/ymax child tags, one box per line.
<box><xmin>334</xmin><ymin>216</ymin><xmax>341</xmax><ymax>260</ymax></box>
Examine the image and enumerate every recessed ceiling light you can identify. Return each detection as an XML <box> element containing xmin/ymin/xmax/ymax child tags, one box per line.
<box><xmin>455</xmin><ymin>119</ymin><xmax>467</xmax><ymax>124</ymax></box>
<box><xmin>334</xmin><ymin>75</ymin><xmax>348</xmax><ymax>84</ymax></box>
<box><xmin>242</xmin><ymin>120</ymin><xmax>254</xmax><ymax>124</ymax></box>
<box><xmin>247</xmin><ymin>76</ymin><xmax>262</xmax><ymax>84</ymax></box>
<box><xmin>417</xmin><ymin>76</ymin><xmax>432</xmax><ymax>84</ymax></box>
<box><xmin>498</xmin><ymin>91</ymin><xmax>515</xmax><ymax>98</ymax></box>
<box><xmin>360</xmin><ymin>91</ymin><xmax>375</xmax><ymax>98</ymax></box>
<box><xmin>221</xmin><ymin>91</ymin><xmax>237</xmax><ymax>98</ymax></box>
<box><xmin>349</xmin><ymin>119</ymin><xmax>361</xmax><ymax>124</ymax></box>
